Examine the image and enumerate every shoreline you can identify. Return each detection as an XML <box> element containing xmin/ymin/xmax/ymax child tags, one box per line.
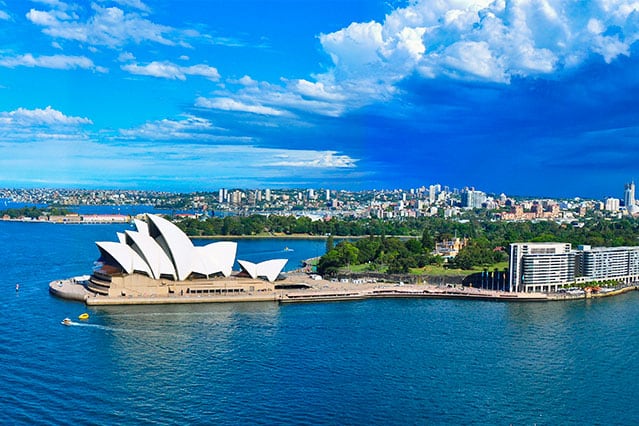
<box><xmin>49</xmin><ymin>274</ymin><xmax>639</xmax><ymax>306</ymax></box>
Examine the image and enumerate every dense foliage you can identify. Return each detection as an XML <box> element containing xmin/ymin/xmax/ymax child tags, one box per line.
<box><xmin>0</xmin><ymin>206</ymin><xmax>71</xmax><ymax>218</ymax></box>
<box><xmin>176</xmin><ymin>215</ymin><xmax>426</xmax><ymax>237</ymax></box>
<box><xmin>176</xmin><ymin>214</ymin><xmax>639</xmax><ymax>272</ymax></box>
<box><xmin>317</xmin><ymin>235</ymin><xmax>446</xmax><ymax>276</ymax></box>
<box><xmin>177</xmin><ymin>214</ymin><xmax>639</xmax><ymax>247</ymax></box>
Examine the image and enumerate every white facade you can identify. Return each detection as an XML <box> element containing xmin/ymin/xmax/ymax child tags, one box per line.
<box><xmin>605</xmin><ymin>197</ymin><xmax>620</xmax><ymax>212</ymax></box>
<box><xmin>578</xmin><ymin>246</ymin><xmax>639</xmax><ymax>283</ymax></box>
<box><xmin>510</xmin><ymin>242</ymin><xmax>639</xmax><ymax>293</ymax></box>
<box><xmin>509</xmin><ymin>242</ymin><xmax>573</xmax><ymax>292</ymax></box>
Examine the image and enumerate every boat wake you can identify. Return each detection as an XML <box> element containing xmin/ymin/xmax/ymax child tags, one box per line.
<box><xmin>62</xmin><ymin>321</ymin><xmax>112</xmax><ymax>330</ymax></box>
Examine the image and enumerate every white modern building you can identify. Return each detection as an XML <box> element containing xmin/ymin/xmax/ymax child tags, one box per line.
<box><xmin>509</xmin><ymin>243</ymin><xmax>573</xmax><ymax>293</ymax></box>
<box><xmin>576</xmin><ymin>245</ymin><xmax>639</xmax><ymax>283</ymax></box>
<box><xmin>509</xmin><ymin>242</ymin><xmax>639</xmax><ymax>293</ymax></box>
<box><xmin>88</xmin><ymin>214</ymin><xmax>287</xmax><ymax>297</ymax></box>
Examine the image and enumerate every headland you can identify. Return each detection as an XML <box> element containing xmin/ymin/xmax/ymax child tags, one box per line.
<box><xmin>50</xmin><ymin>272</ymin><xmax>638</xmax><ymax>306</ymax></box>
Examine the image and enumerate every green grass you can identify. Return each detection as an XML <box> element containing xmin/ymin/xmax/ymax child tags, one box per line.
<box><xmin>340</xmin><ymin>261</ymin><xmax>509</xmax><ymax>277</ymax></box>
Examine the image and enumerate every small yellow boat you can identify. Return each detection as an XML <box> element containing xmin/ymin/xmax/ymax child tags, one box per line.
<box><xmin>78</xmin><ymin>313</ymin><xmax>89</xmax><ymax>320</ymax></box>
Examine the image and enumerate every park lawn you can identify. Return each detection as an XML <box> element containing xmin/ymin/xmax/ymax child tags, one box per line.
<box><xmin>470</xmin><ymin>261</ymin><xmax>509</xmax><ymax>273</ymax></box>
<box><xmin>339</xmin><ymin>261</ymin><xmax>509</xmax><ymax>277</ymax></box>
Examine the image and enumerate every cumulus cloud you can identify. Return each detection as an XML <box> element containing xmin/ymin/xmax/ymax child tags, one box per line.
<box><xmin>0</xmin><ymin>106</ymin><xmax>93</xmax><ymax>143</ymax></box>
<box><xmin>121</xmin><ymin>61</ymin><xmax>219</xmax><ymax>80</ymax></box>
<box><xmin>26</xmin><ymin>4</ymin><xmax>175</xmax><ymax>48</ymax></box>
<box><xmin>0</xmin><ymin>106</ymin><xmax>93</xmax><ymax>126</ymax></box>
<box><xmin>0</xmin><ymin>53</ymin><xmax>104</xmax><ymax>71</ymax></box>
<box><xmin>319</xmin><ymin>0</ymin><xmax>639</xmax><ymax>86</ymax></box>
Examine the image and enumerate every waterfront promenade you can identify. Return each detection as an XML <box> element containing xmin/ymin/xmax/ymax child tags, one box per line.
<box><xmin>50</xmin><ymin>272</ymin><xmax>638</xmax><ymax>306</ymax></box>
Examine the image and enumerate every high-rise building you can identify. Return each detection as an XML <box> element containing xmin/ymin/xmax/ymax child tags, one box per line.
<box><xmin>429</xmin><ymin>185</ymin><xmax>437</xmax><ymax>204</ymax></box>
<box><xmin>264</xmin><ymin>188</ymin><xmax>271</xmax><ymax>202</ymax></box>
<box><xmin>605</xmin><ymin>197</ymin><xmax>620</xmax><ymax>212</ymax></box>
<box><xmin>509</xmin><ymin>242</ymin><xmax>574</xmax><ymax>293</ymax></box>
<box><xmin>461</xmin><ymin>188</ymin><xmax>486</xmax><ymax>209</ymax></box>
<box><xmin>624</xmin><ymin>181</ymin><xmax>636</xmax><ymax>213</ymax></box>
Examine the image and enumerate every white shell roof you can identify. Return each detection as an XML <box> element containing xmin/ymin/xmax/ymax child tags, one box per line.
<box><xmin>146</xmin><ymin>214</ymin><xmax>194</xmax><ymax>281</ymax></box>
<box><xmin>96</xmin><ymin>241</ymin><xmax>152</xmax><ymax>276</ymax></box>
<box><xmin>125</xmin><ymin>230</ymin><xmax>176</xmax><ymax>280</ymax></box>
<box><xmin>134</xmin><ymin>218</ymin><xmax>150</xmax><ymax>235</ymax></box>
<box><xmin>200</xmin><ymin>242</ymin><xmax>237</xmax><ymax>277</ymax></box>
<box><xmin>238</xmin><ymin>258</ymin><xmax>287</xmax><ymax>282</ymax></box>
<box><xmin>95</xmin><ymin>214</ymin><xmax>285</xmax><ymax>282</ymax></box>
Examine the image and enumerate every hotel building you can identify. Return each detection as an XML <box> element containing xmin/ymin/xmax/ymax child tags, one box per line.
<box><xmin>509</xmin><ymin>242</ymin><xmax>639</xmax><ymax>293</ymax></box>
<box><xmin>508</xmin><ymin>243</ymin><xmax>573</xmax><ymax>293</ymax></box>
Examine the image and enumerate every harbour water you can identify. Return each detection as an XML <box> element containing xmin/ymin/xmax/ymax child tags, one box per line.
<box><xmin>2</xmin><ymin>221</ymin><xmax>639</xmax><ymax>424</ymax></box>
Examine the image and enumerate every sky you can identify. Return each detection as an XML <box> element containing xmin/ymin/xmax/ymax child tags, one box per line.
<box><xmin>0</xmin><ymin>0</ymin><xmax>638</xmax><ymax>198</ymax></box>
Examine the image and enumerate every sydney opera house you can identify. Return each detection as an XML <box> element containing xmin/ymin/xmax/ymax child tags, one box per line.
<box><xmin>87</xmin><ymin>214</ymin><xmax>287</xmax><ymax>298</ymax></box>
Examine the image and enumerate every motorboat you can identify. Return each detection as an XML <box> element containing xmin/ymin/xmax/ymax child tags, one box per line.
<box><xmin>61</xmin><ymin>318</ymin><xmax>72</xmax><ymax>326</ymax></box>
<box><xmin>78</xmin><ymin>313</ymin><xmax>89</xmax><ymax>320</ymax></box>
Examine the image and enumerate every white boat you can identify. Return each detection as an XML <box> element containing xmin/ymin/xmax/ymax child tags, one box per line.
<box><xmin>61</xmin><ymin>318</ymin><xmax>72</xmax><ymax>326</ymax></box>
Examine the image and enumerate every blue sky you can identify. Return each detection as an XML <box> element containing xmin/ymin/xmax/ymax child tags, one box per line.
<box><xmin>0</xmin><ymin>0</ymin><xmax>638</xmax><ymax>198</ymax></box>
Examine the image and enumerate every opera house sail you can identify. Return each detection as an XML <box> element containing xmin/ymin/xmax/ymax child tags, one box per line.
<box><xmin>87</xmin><ymin>214</ymin><xmax>287</xmax><ymax>298</ymax></box>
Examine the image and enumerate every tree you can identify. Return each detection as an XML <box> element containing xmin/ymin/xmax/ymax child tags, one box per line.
<box><xmin>405</xmin><ymin>238</ymin><xmax>423</xmax><ymax>254</ymax></box>
<box><xmin>325</xmin><ymin>234</ymin><xmax>334</xmax><ymax>254</ymax></box>
<box><xmin>317</xmin><ymin>249</ymin><xmax>342</xmax><ymax>276</ymax></box>
<box><xmin>337</xmin><ymin>241</ymin><xmax>359</xmax><ymax>267</ymax></box>
<box><xmin>421</xmin><ymin>228</ymin><xmax>435</xmax><ymax>250</ymax></box>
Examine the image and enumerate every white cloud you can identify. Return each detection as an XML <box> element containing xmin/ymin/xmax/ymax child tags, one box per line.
<box><xmin>30</xmin><ymin>0</ymin><xmax>68</xmax><ymax>10</ymax></box>
<box><xmin>0</xmin><ymin>106</ymin><xmax>92</xmax><ymax>126</ymax></box>
<box><xmin>195</xmin><ymin>97</ymin><xmax>287</xmax><ymax>117</ymax></box>
<box><xmin>317</xmin><ymin>0</ymin><xmax>639</xmax><ymax>88</ymax></box>
<box><xmin>196</xmin><ymin>77</ymin><xmax>351</xmax><ymax>118</ymax></box>
<box><xmin>0</xmin><ymin>53</ymin><xmax>103</xmax><ymax>71</ymax></box>
<box><xmin>104</xmin><ymin>0</ymin><xmax>151</xmax><ymax>13</ymax></box>
<box><xmin>117</xmin><ymin>115</ymin><xmax>240</xmax><ymax>141</ymax></box>
<box><xmin>26</xmin><ymin>4</ymin><xmax>175</xmax><ymax>48</ymax></box>
<box><xmin>117</xmin><ymin>51</ymin><xmax>135</xmax><ymax>62</ymax></box>
<box><xmin>270</xmin><ymin>151</ymin><xmax>356</xmax><ymax>168</ymax></box>
<box><xmin>238</xmin><ymin>75</ymin><xmax>257</xmax><ymax>86</ymax></box>
<box><xmin>0</xmin><ymin>10</ymin><xmax>9</xmax><ymax>20</ymax></box>
<box><xmin>293</xmin><ymin>80</ymin><xmax>347</xmax><ymax>102</ymax></box>
<box><xmin>122</xmin><ymin>61</ymin><xmax>219</xmax><ymax>81</ymax></box>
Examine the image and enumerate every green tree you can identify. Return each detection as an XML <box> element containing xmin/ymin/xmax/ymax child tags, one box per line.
<box><xmin>325</xmin><ymin>234</ymin><xmax>334</xmax><ymax>254</ymax></box>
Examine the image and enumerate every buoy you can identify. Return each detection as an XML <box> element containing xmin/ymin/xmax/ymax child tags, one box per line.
<box><xmin>78</xmin><ymin>313</ymin><xmax>89</xmax><ymax>320</ymax></box>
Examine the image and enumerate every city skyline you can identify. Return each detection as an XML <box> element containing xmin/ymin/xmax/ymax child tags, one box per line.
<box><xmin>1</xmin><ymin>1</ymin><xmax>638</xmax><ymax>197</ymax></box>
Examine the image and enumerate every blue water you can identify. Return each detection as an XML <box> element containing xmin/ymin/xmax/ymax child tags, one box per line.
<box><xmin>2</xmin><ymin>221</ymin><xmax>639</xmax><ymax>424</ymax></box>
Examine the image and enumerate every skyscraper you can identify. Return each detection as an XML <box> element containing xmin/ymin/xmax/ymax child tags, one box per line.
<box><xmin>624</xmin><ymin>181</ymin><xmax>635</xmax><ymax>212</ymax></box>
